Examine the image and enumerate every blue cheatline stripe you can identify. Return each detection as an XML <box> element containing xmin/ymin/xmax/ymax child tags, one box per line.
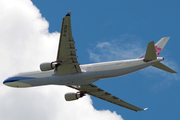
<box><xmin>3</xmin><ymin>77</ymin><xmax>35</xmax><ymax>84</ymax></box>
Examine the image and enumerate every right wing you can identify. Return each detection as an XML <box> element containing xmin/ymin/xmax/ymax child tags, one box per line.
<box><xmin>69</xmin><ymin>84</ymin><xmax>145</xmax><ymax>112</ymax></box>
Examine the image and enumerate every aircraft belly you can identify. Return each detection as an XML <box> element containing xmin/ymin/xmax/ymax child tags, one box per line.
<box><xmin>49</xmin><ymin>72</ymin><xmax>98</xmax><ymax>85</ymax></box>
<box><xmin>4</xmin><ymin>82</ymin><xmax>31</xmax><ymax>88</ymax></box>
<box><xmin>95</xmin><ymin>62</ymin><xmax>152</xmax><ymax>79</ymax></box>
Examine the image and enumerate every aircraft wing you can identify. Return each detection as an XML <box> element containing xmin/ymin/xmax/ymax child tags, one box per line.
<box><xmin>69</xmin><ymin>84</ymin><xmax>144</xmax><ymax>112</ymax></box>
<box><xmin>55</xmin><ymin>11</ymin><xmax>81</xmax><ymax>75</ymax></box>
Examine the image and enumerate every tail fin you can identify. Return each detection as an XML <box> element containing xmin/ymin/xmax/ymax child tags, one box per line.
<box><xmin>139</xmin><ymin>37</ymin><xmax>177</xmax><ymax>73</ymax></box>
<box><xmin>138</xmin><ymin>37</ymin><xmax>170</xmax><ymax>59</ymax></box>
<box><xmin>155</xmin><ymin>37</ymin><xmax>170</xmax><ymax>56</ymax></box>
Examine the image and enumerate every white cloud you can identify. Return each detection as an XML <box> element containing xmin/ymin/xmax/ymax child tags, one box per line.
<box><xmin>0</xmin><ymin>0</ymin><xmax>123</xmax><ymax>120</ymax></box>
<box><xmin>97</xmin><ymin>42</ymin><xmax>111</xmax><ymax>48</ymax></box>
<box><xmin>89</xmin><ymin>35</ymin><xmax>144</xmax><ymax>62</ymax></box>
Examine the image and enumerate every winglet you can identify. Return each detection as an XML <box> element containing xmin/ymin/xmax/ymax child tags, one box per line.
<box><xmin>66</xmin><ymin>10</ymin><xmax>71</xmax><ymax>16</ymax></box>
<box><xmin>144</xmin><ymin>108</ymin><xmax>148</xmax><ymax>111</ymax></box>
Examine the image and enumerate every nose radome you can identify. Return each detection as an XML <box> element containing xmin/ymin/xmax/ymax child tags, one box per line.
<box><xmin>3</xmin><ymin>77</ymin><xmax>19</xmax><ymax>87</ymax></box>
<box><xmin>3</xmin><ymin>77</ymin><xmax>19</xmax><ymax>84</ymax></box>
<box><xmin>3</xmin><ymin>77</ymin><xmax>32</xmax><ymax>88</ymax></box>
<box><xmin>3</xmin><ymin>80</ymin><xmax>6</xmax><ymax>84</ymax></box>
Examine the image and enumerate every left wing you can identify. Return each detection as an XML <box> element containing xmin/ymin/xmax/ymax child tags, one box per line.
<box><xmin>69</xmin><ymin>84</ymin><xmax>144</xmax><ymax>112</ymax></box>
<box><xmin>55</xmin><ymin>11</ymin><xmax>81</xmax><ymax>75</ymax></box>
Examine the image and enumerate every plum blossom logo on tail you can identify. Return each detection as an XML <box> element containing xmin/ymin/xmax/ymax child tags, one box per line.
<box><xmin>155</xmin><ymin>46</ymin><xmax>162</xmax><ymax>56</ymax></box>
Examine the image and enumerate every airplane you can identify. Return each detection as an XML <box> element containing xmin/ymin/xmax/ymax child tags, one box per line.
<box><xmin>3</xmin><ymin>10</ymin><xmax>177</xmax><ymax>112</ymax></box>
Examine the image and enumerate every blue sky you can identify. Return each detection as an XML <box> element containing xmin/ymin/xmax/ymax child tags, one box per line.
<box><xmin>1</xmin><ymin>0</ymin><xmax>180</xmax><ymax>120</ymax></box>
<box><xmin>30</xmin><ymin>0</ymin><xmax>180</xmax><ymax>119</ymax></box>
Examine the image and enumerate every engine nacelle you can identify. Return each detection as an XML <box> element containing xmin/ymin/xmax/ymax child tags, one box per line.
<box><xmin>65</xmin><ymin>92</ymin><xmax>84</xmax><ymax>101</ymax></box>
<box><xmin>40</xmin><ymin>62</ymin><xmax>56</xmax><ymax>71</ymax></box>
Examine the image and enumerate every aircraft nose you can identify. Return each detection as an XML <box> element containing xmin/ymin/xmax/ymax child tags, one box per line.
<box><xmin>3</xmin><ymin>77</ymin><xmax>18</xmax><ymax>86</ymax></box>
<box><xmin>3</xmin><ymin>80</ymin><xmax>6</xmax><ymax>84</ymax></box>
<box><xmin>3</xmin><ymin>77</ymin><xmax>32</xmax><ymax>88</ymax></box>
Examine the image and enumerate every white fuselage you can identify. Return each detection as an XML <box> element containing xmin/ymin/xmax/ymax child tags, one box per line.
<box><xmin>3</xmin><ymin>57</ymin><xmax>164</xmax><ymax>88</ymax></box>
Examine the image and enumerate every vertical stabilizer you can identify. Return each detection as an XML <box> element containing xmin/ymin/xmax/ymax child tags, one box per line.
<box><xmin>138</xmin><ymin>37</ymin><xmax>170</xmax><ymax>59</ymax></box>
<box><xmin>154</xmin><ymin>37</ymin><xmax>170</xmax><ymax>56</ymax></box>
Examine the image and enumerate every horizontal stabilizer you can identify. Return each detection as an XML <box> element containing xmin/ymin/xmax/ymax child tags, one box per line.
<box><xmin>152</xmin><ymin>62</ymin><xmax>177</xmax><ymax>73</ymax></box>
<box><xmin>144</xmin><ymin>41</ymin><xmax>157</xmax><ymax>62</ymax></box>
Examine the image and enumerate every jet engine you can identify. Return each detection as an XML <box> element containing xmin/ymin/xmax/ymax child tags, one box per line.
<box><xmin>40</xmin><ymin>62</ymin><xmax>59</xmax><ymax>71</ymax></box>
<box><xmin>65</xmin><ymin>92</ymin><xmax>85</xmax><ymax>101</ymax></box>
